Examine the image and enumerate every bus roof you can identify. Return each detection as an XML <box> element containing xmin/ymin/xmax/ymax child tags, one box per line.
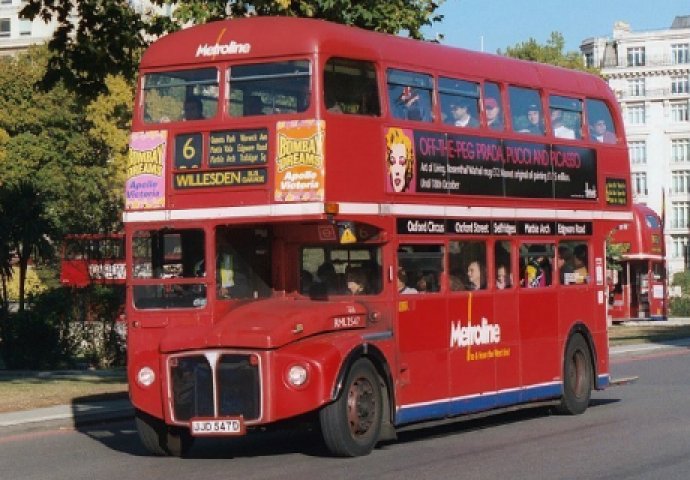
<box><xmin>141</xmin><ymin>16</ymin><xmax>614</xmax><ymax>102</ymax></box>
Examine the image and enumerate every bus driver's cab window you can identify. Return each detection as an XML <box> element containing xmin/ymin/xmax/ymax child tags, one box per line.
<box><xmin>323</xmin><ymin>58</ymin><xmax>381</xmax><ymax>116</ymax></box>
<box><xmin>387</xmin><ymin>69</ymin><xmax>433</xmax><ymax>122</ymax></box>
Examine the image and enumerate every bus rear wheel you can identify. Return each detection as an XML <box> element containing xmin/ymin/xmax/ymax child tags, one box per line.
<box><xmin>319</xmin><ymin>358</ymin><xmax>383</xmax><ymax>457</ymax></box>
<box><xmin>135</xmin><ymin>410</ymin><xmax>194</xmax><ymax>457</ymax></box>
<box><xmin>557</xmin><ymin>334</ymin><xmax>593</xmax><ymax>415</ymax></box>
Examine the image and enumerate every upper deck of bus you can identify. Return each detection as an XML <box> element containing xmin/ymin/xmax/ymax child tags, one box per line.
<box><xmin>139</xmin><ymin>17</ymin><xmax>610</xmax><ymax>97</ymax></box>
<box><xmin>610</xmin><ymin>204</ymin><xmax>663</xmax><ymax>259</ymax></box>
<box><xmin>127</xmin><ymin>16</ymin><xmax>630</xmax><ymax>222</ymax></box>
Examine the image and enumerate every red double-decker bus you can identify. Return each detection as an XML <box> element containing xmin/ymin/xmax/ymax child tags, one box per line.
<box><xmin>608</xmin><ymin>204</ymin><xmax>666</xmax><ymax>321</ymax></box>
<box><xmin>60</xmin><ymin>234</ymin><xmax>126</xmax><ymax>288</ymax></box>
<box><xmin>125</xmin><ymin>17</ymin><xmax>633</xmax><ymax>457</ymax></box>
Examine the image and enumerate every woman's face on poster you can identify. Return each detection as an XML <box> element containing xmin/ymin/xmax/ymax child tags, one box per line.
<box><xmin>389</xmin><ymin>143</ymin><xmax>408</xmax><ymax>192</ymax></box>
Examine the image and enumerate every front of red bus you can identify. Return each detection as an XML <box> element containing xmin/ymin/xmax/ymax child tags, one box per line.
<box><xmin>124</xmin><ymin>18</ymin><xmax>394</xmax><ymax>456</ymax></box>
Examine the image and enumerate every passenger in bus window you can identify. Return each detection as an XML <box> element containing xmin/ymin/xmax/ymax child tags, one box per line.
<box><xmin>496</xmin><ymin>264</ymin><xmax>511</xmax><ymax>289</ymax></box>
<box><xmin>573</xmin><ymin>244</ymin><xmax>589</xmax><ymax>284</ymax></box>
<box><xmin>317</xmin><ymin>261</ymin><xmax>339</xmax><ymax>293</ymax></box>
<box><xmin>592</xmin><ymin>119</ymin><xmax>616</xmax><ymax>144</ymax></box>
<box><xmin>385</xmin><ymin>128</ymin><xmax>415</xmax><ymax>193</ymax></box>
<box><xmin>395</xmin><ymin>86</ymin><xmax>426</xmax><ymax>121</ymax></box>
<box><xmin>485</xmin><ymin>97</ymin><xmax>503</xmax><ymax>130</ymax></box>
<box><xmin>551</xmin><ymin>109</ymin><xmax>575</xmax><ymax>139</ymax></box>
<box><xmin>522</xmin><ymin>245</ymin><xmax>552</xmax><ymax>287</ymax></box>
<box><xmin>244</xmin><ymin>95</ymin><xmax>264</xmax><ymax>116</ymax></box>
<box><xmin>557</xmin><ymin>245</ymin><xmax>576</xmax><ymax>284</ymax></box>
<box><xmin>466</xmin><ymin>260</ymin><xmax>485</xmax><ymax>290</ymax></box>
<box><xmin>397</xmin><ymin>268</ymin><xmax>418</xmax><ymax>294</ymax></box>
<box><xmin>451</xmin><ymin>100</ymin><xmax>479</xmax><ymax>128</ymax></box>
<box><xmin>183</xmin><ymin>96</ymin><xmax>204</xmax><ymax>120</ymax></box>
<box><xmin>520</xmin><ymin>104</ymin><xmax>544</xmax><ymax>134</ymax></box>
<box><xmin>346</xmin><ymin>267</ymin><xmax>369</xmax><ymax>295</ymax></box>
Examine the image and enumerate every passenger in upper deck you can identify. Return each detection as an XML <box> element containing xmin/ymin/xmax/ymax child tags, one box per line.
<box><xmin>394</xmin><ymin>86</ymin><xmax>428</xmax><ymax>121</ymax></box>
<box><xmin>450</xmin><ymin>99</ymin><xmax>479</xmax><ymax>128</ymax></box>
<box><xmin>519</xmin><ymin>104</ymin><xmax>544</xmax><ymax>135</ymax></box>
<box><xmin>484</xmin><ymin>97</ymin><xmax>503</xmax><ymax>130</ymax></box>
<box><xmin>183</xmin><ymin>96</ymin><xmax>204</xmax><ymax>120</ymax></box>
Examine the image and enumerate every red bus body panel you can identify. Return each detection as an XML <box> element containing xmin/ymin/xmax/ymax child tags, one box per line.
<box><xmin>125</xmin><ymin>17</ymin><xmax>630</xmax><ymax>439</ymax></box>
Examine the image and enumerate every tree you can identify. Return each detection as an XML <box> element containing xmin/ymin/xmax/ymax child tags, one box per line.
<box><xmin>0</xmin><ymin>182</ymin><xmax>56</xmax><ymax>312</ymax></box>
<box><xmin>21</xmin><ymin>0</ymin><xmax>444</xmax><ymax>99</ymax></box>
<box><xmin>0</xmin><ymin>46</ymin><xmax>121</xmax><ymax>236</ymax></box>
<box><xmin>499</xmin><ymin>32</ymin><xmax>595</xmax><ymax>73</ymax></box>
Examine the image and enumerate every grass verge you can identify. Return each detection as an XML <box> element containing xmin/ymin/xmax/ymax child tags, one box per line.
<box><xmin>0</xmin><ymin>374</ymin><xmax>127</xmax><ymax>413</ymax></box>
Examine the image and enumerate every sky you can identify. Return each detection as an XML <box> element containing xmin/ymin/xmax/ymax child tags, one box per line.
<box><xmin>428</xmin><ymin>0</ymin><xmax>689</xmax><ymax>54</ymax></box>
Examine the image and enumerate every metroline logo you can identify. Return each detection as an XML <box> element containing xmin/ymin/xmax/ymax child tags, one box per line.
<box><xmin>450</xmin><ymin>317</ymin><xmax>501</xmax><ymax>348</ymax></box>
<box><xmin>195</xmin><ymin>41</ymin><xmax>251</xmax><ymax>58</ymax></box>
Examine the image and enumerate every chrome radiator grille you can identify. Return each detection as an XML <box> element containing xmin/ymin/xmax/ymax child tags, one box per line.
<box><xmin>170</xmin><ymin>353</ymin><xmax>261</xmax><ymax>423</ymax></box>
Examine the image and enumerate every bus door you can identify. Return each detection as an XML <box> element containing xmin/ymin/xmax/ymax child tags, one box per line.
<box><xmin>518</xmin><ymin>243</ymin><xmax>559</xmax><ymax>394</ymax></box>
<box><xmin>447</xmin><ymin>240</ymin><xmax>497</xmax><ymax>413</ymax></box>
<box><xmin>395</xmin><ymin>244</ymin><xmax>449</xmax><ymax>420</ymax></box>
<box><xmin>648</xmin><ymin>260</ymin><xmax>666</xmax><ymax>319</ymax></box>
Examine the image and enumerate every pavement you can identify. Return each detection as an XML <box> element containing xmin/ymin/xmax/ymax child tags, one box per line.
<box><xmin>1</xmin><ymin>318</ymin><xmax>690</xmax><ymax>430</ymax></box>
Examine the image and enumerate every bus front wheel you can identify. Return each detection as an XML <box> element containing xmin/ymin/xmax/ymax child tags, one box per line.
<box><xmin>557</xmin><ymin>334</ymin><xmax>593</xmax><ymax>415</ymax></box>
<box><xmin>135</xmin><ymin>410</ymin><xmax>194</xmax><ymax>457</ymax></box>
<box><xmin>319</xmin><ymin>358</ymin><xmax>383</xmax><ymax>457</ymax></box>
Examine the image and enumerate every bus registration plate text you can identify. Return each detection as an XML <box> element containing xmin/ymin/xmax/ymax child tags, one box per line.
<box><xmin>190</xmin><ymin>418</ymin><xmax>244</xmax><ymax>436</ymax></box>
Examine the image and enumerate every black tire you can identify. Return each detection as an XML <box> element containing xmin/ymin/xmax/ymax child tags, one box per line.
<box><xmin>319</xmin><ymin>358</ymin><xmax>383</xmax><ymax>457</ymax></box>
<box><xmin>557</xmin><ymin>334</ymin><xmax>593</xmax><ymax>415</ymax></box>
<box><xmin>135</xmin><ymin>410</ymin><xmax>194</xmax><ymax>457</ymax></box>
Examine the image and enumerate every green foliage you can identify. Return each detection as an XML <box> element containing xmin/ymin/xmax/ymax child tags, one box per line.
<box><xmin>500</xmin><ymin>31</ymin><xmax>597</xmax><ymax>74</ymax></box>
<box><xmin>21</xmin><ymin>0</ymin><xmax>444</xmax><ymax>98</ymax></box>
<box><xmin>0</xmin><ymin>286</ymin><xmax>126</xmax><ymax>369</ymax></box>
<box><xmin>669</xmin><ymin>271</ymin><xmax>690</xmax><ymax>316</ymax></box>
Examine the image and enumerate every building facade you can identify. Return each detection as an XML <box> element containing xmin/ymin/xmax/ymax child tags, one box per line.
<box><xmin>581</xmin><ymin>16</ymin><xmax>690</xmax><ymax>275</ymax></box>
<box><xmin>0</xmin><ymin>0</ymin><xmax>60</xmax><ymax>56</ymax></box>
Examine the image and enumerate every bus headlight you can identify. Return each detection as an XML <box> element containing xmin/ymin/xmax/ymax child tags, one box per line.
<box><xmin>137</xmin><ymin>366</ymin><xmax>156</xmax><ymax>387</ymax></box>
<box><xmin>286</xmin><ymin>364</ymin><xmax>308</xmax><ymax>387</ymax></box>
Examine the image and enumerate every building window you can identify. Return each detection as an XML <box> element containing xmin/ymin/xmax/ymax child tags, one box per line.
<box><xmin>627</xmin><ymin>47</ymin><xmax>645</xmax><ymax>67</ymax></box>
<box><xmin>672</xmin><ymin>76</ymin><xmax>690</xmax><ymax>95</ymax></box>
<box><xmin>0</xmin><ymin>0</ymin><xmax>12</xmax><ymax>5</ymax></box>
<box><xmin>672</xmin><ymin>139</ymin><xmax>690</xmax><ymax>162</ymax></box>
<box><xmin>673</xmin><ymin>170</ymin><xmax>690</xmax><ymax>193</ymax></box>
<box><xmin>629</xmin><ymin>140</ymin><xmax>647</xmax><ymax>164</ymax></box>
<box><xmin>672</xmin><ymin>202</ymin><xmax>690</xmax><ymax>229</ymax></box>
<box><xmin>628</xmin><ymin>78</ymin><xmax>645</xmax><ymax>97</ymax></box>
<box><xmin>627</xmin><ymin>104</ymin><xmax>645</xmax><ymax>125</ymax></box>
<box><xmin>584</xmin><ymin>52</ymin><xmax>594</xmax><ymax>69</ymax></box>
<box><xmin>671</xmin><ymin>102</ymin><xmax>690</xmax><ymax>122</ymax></box>
<box><xmin>0</xmin><ymin>18</ymin><xmax>10</xmax><ymax>38</ymax></box>
<box><xmin>18</xmin><ymin>18</ymin><xmax>30</xmax><ymax>36</ymax></box>
<box><xmin>672</xmin><ymin>44</ymin><xmax>690</xmax><ymax>65</ymax></box>
<box><xmin>672</xmin><ymin>236</ymin><xmax>688</xmax><ymax>259</ymax></box>
<box><xmin>632</xmin><ymin>172</ymin><xmax>648</xmax><ymax>195</ymax></box>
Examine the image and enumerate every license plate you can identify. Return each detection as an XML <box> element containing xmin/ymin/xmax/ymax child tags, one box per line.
<box><xmin>190</xmin><ymin>417</ymin><xmax>245</xmax><ymax>436</ymax></box>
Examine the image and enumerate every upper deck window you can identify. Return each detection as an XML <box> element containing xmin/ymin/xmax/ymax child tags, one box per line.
<box><xmin>549</xmin><ymin>95</ymin><xmax>582</xmax><ymax>140</ymax></box>
<box><xmin>387</xmin><ymin>69</ymin><xmax>433</xmax><ymax>122</ymax></box>
<box><xmin>324</xmin><ymin>58</ymin><xmax>380</xmax><ymax>116</ymax></box>
<box><xmin>439</xmin><ymin>77</ymin><xmax>480</xmax><ymax>128</ymax></box>
<box><xmin>228</xmin><ymin>60</ymin><xmax>311</xmax><ymax>117</ymax></box>
<box><xmin>585</xmin><ymin>99</ymin><xmax>617</xmax><ymax>144</ymax></box>
<box><xmin>142</xmin><ymin>68</ymin><xmax>219</xmax><ymax>123</ymax></box>
<box><xmin>509</xmin><ymin>86</ymin><xmax>544</xmax><ymax>135</ymax></box>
